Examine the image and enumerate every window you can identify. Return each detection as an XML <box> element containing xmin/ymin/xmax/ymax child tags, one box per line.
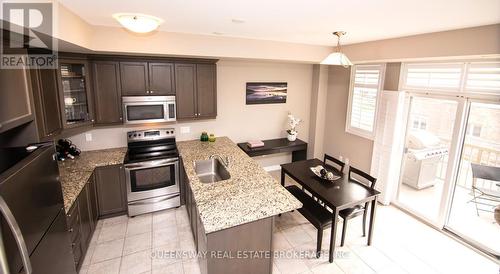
<box><xmin>346</xmin><ymin>64</ymin><xmax>385</xmax><ymax>139</ymax></box>
<box><xmin>466</xmin><ymin>123</ymin><xmax>482</xmax><ymax>137</ymax></box>
<box><xmin>402</xmin><ymin>63</ymin><xmax>463</xmax><ymax>92</ymax></box>
<box><xmin>465</xmin><ymin>62</ymin><xmax>500</xmax><ymax>94</ymax></box>
<box><xmin>411</xmin><ymin>116</ymin><xmax>427</xmax><ymax>130</ymax></box>
<box><xmin>402</xmin><ymin>61</ymin><xmax>500</xmax><ymax>95</ymax></box>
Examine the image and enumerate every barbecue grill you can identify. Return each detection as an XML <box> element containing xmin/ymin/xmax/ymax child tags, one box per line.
<box><xmin>402</xmin><ymin>131</ymin><xmax>449</xmax><ymax>190</ymax></box>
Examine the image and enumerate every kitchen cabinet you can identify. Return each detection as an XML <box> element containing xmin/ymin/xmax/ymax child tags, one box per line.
<box><xmin>92</xmin><ymin>61</ymin><xmax>123</xmax><ymax>125</ymax></box>
<box><xmin>120</xmin><ymin>61</ymin><xmax>175</xmax><ymax>96</ymax></box>
<box><xmin>94</xmin><ymin>164</ymin><xmax>127</xmax><ymax>217</ymax></box>
<box><xmin>175</xmin><ymin>64</ymin><xmax>197</xmax><ymax>119</ymax></box>
<box><xmin>196</xmin><ymin>64</ymin><xmax>217</xmax><ymax>119</ymax></box>
<box><xmin>78</xmin><ymin>184</ymin><xmax>93</xmax><ymax>247</ymax></box>
<box><xmin>175</xmin><ymin>63</ymin><xmax>217</xmax><ymax>120</ymax></box>
<box><xmin>29</xmin><ymin>209</ymin><xmax>77</xmax><ymax>274</ymax></box>
<box><xmin>57</xmin><ymin>59</ymin><xmax>94</xmax><ymax>129</ymax></box>
<box><xmin>30</xmin><ymin>67</ymin><xmax>63</xmax><ymax>139</ymax></box>
<box><xmin>119</xmin><ymin>62</ymin><xmax>148</xmax><ymax>96</ymax></box>
<box><xmin>0</xmin><ymin>51</ymin><xmax>34</xmax><ymax>133</ymax></box>
<box><xmin>149</xmin><ymin>62</ymin><xmax>175</xmax><ymax>95</ymax></box>
<box><xmin>66</xmin><ymin>183</ymin><xmax>95</xmax><ymax>271</ymax></box>
<box><xmin>183</xmin><ymin>166</ymin><xmax>273</xmax><ymax>274</ymax></box>
<box><xmin>87</xmin><ymin>172</ymin><xmax>99</xmax><ymax>227</ymax></box>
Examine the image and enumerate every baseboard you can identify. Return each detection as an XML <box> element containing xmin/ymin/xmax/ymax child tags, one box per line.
<box><xmin>263</xmin><ymin>165</ymin><xmax>281</xmax><ymax>172</ymax></box>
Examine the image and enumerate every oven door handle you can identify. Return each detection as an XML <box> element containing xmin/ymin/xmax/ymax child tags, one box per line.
<box><xmin>124</xmin><ymin>158</ymin><xmax>178</xmax><ymax>170</ymax></box>
<box><xmin>128</xmin><ymin>193</ymin><xmax>179</xmax><ymax>205</ymax></box>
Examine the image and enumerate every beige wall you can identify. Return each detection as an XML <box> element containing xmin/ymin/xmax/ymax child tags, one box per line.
<box><xmin>52</xmin><ymin>3</ymin><xmax>499</xmax><ymax>63</ymax></box>
<box><xmin>322</xmin><ymin>66</ymin><xmax>374</xmax><ymax>171</ymax></box>
<box><xmin>344</xmin><ymin>24</ymin><xmax>500</xmax><ymax>63</ymax></box>
<box><xmin>308</xmin><ymin>65</ymin><xmax>329</xmax><ymax>159</ymax></box>
<box><xmin>69</xmin><ymin>60</ymin><xmax>313</xmax><ymax>167</ymax></box>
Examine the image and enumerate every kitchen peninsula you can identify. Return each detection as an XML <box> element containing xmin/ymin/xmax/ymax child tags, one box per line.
<box><xmin>177</xmin><ymin>137</ymin><xmax>302</xmax><ymax>274</ymax></box>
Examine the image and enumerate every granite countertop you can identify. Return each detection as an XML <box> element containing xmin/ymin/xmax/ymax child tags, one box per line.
<box><xmin>177</xmin><ymin>137</ymin><xmax>302</xmax><ymax>233</ymax></box>
<box><xmin>58</xmin><ymin>147</ymin><xmax>127</xmax><ymax>213</ymax></box>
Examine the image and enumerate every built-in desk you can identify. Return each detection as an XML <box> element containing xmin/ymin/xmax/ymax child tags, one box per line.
<box><xmin>237</xmin><ymin>138</ymin><xmax>308</xmax><ymax>162</ymax></box>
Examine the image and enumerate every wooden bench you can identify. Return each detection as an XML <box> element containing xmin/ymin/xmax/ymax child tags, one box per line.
<box><xmin>285</xmin><ymin>185</ymin><xmax>332</xmax><ymax>258</ymax></box>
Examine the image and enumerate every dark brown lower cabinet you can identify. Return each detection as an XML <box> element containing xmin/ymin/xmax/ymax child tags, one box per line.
<box><xmin>66</xmin><ymin>182</ymin><xmax>96</xmax><ymax>270</ymax></box>
<box><xmin>95</xmin><ymin>164</ymin><xmax>127</xmax><ymax>217</ymax></box>
<box><xmin>65</xmin><ymin>164</ymin><xmax>127</xmax><ymax>270</ymax></box>
<box><xmin>184</xmin><ymin>175</ymin><xmax>273</xmax><ymax>274</ymax></box>
<box><xmin>87</xmin><ymin>173</ymin><xmax>99</xmax><ymax>226</ymax></box>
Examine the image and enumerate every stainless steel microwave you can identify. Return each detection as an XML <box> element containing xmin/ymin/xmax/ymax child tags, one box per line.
<box><xmin>122</xmin><ymin>96</ymin><xmax>176</xmax><ymax>124</ymax></box>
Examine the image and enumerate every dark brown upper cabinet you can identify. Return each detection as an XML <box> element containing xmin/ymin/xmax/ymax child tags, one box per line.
<box><xmin>119</xmin><ymin>62</ymin><xmax>148</xmax><ymax>96</ymax></box>
<box><xmin>175</xmin><ymin>64</ymin><xmax>197</xmax><ymax>119</ymax></box>
<box><xmin>30</xmin><ymin>67</ymin><xmax>63</xmax><ymax>140</ymax></box>
<box><xmin>149</xmin><ymin>62</ymin><xmax>175</xmax><ymax>95</ymax></box>
<box><xmin>92</xmin><ymin>61</ymin><xmax>123</xmax><ymax>125</ymax></box>
<box><xmin>0</xmin><ymin>50</ymin><xmax>34</xmax><ymax>134</ymax></box>
<box><xmin>175</xmin><ymin>63</ymin><xmax>217</xmax><ymax>120</ymax></box>
<box><xmin>120</xmin><ymin>61</ymin><xmax>175</xmax><ymax>96</ymax></box>
<box><xmin>196</xmin><ymin>64</ymin><xmax>217</xmax><ymax>119</ymax></box>
<box><xmin>57</xmin><ymin>59</ymin><xmax>94</xmax><ymax>129</ymax></box>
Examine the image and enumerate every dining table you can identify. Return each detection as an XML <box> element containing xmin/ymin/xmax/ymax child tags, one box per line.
<box><xmin>280</xmin><ymin>158</ymin><xmax>380</xmax><ymax>263</ymax></box>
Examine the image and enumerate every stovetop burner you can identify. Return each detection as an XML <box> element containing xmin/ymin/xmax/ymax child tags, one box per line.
<box><xmin>124</xmin><ymin>128</ymin><xmax>178</xmax><ymax>164</ymax></box>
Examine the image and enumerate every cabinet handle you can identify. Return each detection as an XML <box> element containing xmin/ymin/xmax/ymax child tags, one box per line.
<box><xmin>119</xmin><ymin>117</ymin><xmax>123</xmax><ymax>121</ymax></box>
<box><xmin>68</xmin><ymin>228</ymin><xmax>73</xmax><ymax>233</ymax></box>
<box><xmin>91</xmin><ymin>119</ymin><xmax>95</xmax><ymax>122</ymax></box>
<box><xmin>150</xmin><ymin>90</ymin><xmax>154</xmax><ymax>94</ymax></box>
<box><xmin>146</xmin><ymin>90</ymin><xmax>150</xmax><ymax>94</ymax></box>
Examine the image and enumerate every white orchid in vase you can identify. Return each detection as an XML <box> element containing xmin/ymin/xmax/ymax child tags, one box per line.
<box><xmin>286</xmin><ymin>113</ymin><xmax>301</xmax><ymax>141</ymax></box>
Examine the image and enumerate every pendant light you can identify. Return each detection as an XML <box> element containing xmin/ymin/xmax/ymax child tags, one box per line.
<box><xmin>321</xmin><ymin>31</ymin><xmax>353</xmax><ymax>67</ymax></box>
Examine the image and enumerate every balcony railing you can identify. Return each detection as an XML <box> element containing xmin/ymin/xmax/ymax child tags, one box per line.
<box><xmin>436</xmin><ymin>143</ymin><xmax>500</xmax><ymax>189</ymax></box>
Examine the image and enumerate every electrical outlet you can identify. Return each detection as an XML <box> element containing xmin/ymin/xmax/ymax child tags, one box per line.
<box><xmin>180</xmin><ymin>126</ymin><xmax>190</xmax><ymax>134</ymax></box>
<box><xmin>85</xmin><ymin>133</ymin><xmax>92</xmax><ymax>142</ymax></box>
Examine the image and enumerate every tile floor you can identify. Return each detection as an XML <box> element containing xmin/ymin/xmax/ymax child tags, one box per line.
<box><xmin>78</xmin><ymin>175</ymin><xmax>499</xmax><ymax>274</ymax></box>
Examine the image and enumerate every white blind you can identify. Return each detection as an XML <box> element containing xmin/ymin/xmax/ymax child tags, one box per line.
<box><xmin>348</xmin><ymin>65</ymin><xmax>383</xmax><ymax>134</ymax></box>
<box><xmin>465</xmin><ymin>62</ymin><xmax>500</xmax><ymax>93</ymax></box>
<box><xmin>403</xmin><ymin>63</ymin><xmax>463</xmax><ymax>91</ymax></box>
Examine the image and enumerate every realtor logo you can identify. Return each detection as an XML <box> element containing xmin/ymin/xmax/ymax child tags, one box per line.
<box><xmin>1</xmin><ymin>2</ymin><xmax>58</xmax><ymax>69</ymax></box>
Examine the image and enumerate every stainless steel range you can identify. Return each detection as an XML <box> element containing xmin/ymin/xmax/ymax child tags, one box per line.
<box><xmin>124</xmin><ymin>128</ymin><xmax>180</xmax><ymax>216</ymax></box>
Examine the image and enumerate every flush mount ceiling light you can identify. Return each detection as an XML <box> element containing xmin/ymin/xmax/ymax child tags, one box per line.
<box><xmin>321</xmin><ymin>31</ymin><xmax>353</xmax><ymax>67</ymax></box>
<box><xmin>113</xmin><ymin>13</ymin><xmax>163</xmax><ymax>33</ymax></box>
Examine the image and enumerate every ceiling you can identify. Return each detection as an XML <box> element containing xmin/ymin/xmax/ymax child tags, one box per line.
<box><xmin>58</xmin><ymin>0</ymin><xmax>500</xmax><ymax>46</ymax></box>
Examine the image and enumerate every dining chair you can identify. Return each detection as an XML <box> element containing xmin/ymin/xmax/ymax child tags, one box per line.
<box><xmin>323</xmin><ymin>154</ymin><xmax>345</xmax><ymax>174</ymax></box>
<box><xmin>339</xmin><ymin>166</ymin><xmax>377</xmax><ymax>246</ymax></box>
<box><xmin>470</xmin><ymin>163</ymin><xmax>500</xmax><ymax>216</ymax></box>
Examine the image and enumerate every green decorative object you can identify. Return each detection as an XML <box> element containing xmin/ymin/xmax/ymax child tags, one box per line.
<box><xmin>200</xmin><ymin>132</ymin><xmax>209</xmax><ymax>142</ymax></box>
<box><xmin>209</xmin><ymin>134</ymin><xmax>216</xmax><ymax>142</ymax></box>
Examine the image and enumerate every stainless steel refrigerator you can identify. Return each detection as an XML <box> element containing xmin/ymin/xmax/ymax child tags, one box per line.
<box><xmin>0</xmin><ymin>143</ymin><xmax>76</xmax><ymax>274</ymax></box>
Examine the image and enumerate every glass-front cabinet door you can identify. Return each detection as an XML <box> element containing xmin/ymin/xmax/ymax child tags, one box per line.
<box><xmin>58</xmin><ymin>60</ymin><xmax>93</xmax><ymax>128</ymax></box>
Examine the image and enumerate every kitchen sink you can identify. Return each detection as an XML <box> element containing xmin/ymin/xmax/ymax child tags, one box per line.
<box><xmin>194</xmin><ymin>158</ymin><xmax>231</xmax><ymax>183</ymax></box>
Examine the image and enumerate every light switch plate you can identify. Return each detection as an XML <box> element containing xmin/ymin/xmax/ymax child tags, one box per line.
<box><xmin>85</xmin><ymin>133</ymin><xmax>92</xmax><ymax>142</ymax></box>
<box><xmin>180</xmin><ymin>126</ymin><xmax>190</xmax><ymax>134</ymax></box>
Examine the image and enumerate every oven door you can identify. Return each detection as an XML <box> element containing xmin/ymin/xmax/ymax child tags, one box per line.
<box><xmin>124</xmin><ymin>158</ymin><xmax>180</xmax><ymax>202</ymax></box>
<box><xmin>123</xmin><ymin>101</ymin><xmax>169</xmax><ymax>124</ymax></box>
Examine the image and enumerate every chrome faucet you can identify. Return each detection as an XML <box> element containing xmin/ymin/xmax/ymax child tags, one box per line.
<box><xmin>209</xmin><ymin>154</ymin><xmax>230</xmax><ymax>168</ymax></box>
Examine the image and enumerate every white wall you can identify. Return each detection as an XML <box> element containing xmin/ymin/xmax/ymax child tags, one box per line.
<box><xmin>69</xmin><ymin>60</ymin><xmax>313</xmax><ymax>167</ymax></box>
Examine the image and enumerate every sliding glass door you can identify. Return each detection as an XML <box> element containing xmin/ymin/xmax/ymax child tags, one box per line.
<box><xmin>396</xmin><ymin>95</ymin><xmax>461</xmax><ymax>225</ymax></box>
<box><xmin>446</xmin><ymin>101</ymin><xmax>500</xmax><ymax>257</ymax></box>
